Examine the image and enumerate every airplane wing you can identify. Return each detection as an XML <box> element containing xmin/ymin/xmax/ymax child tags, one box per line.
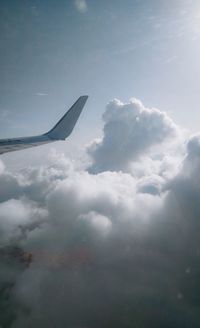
<box><xmin>0</xmin><ymin>95</ymin><xmax>88</xmax><ymax>155</ymax></box>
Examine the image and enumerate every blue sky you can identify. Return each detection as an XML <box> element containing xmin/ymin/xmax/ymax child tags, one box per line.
<box><xmin>1</xmin><ymin>0</ymin><xmax>200</xmax><ymax>142</ymax></box>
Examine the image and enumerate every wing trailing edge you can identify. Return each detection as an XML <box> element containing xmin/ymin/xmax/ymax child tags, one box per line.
<box><xmin>0</xmin><ymin>96</ymin><xmax>88</xmax><ymax>155</ymax></box>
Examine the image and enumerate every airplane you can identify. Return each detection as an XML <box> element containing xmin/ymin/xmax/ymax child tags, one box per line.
<box><xmin>0</xmin><ymin>96</ymin><xmax>88</xmax><ymax>155</ymax></box>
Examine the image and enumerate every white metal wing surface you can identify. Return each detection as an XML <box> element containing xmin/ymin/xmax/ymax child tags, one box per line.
<box><xmin>0</xmin><ymin>96</ymin><xmax>88</xmax><ymax>155</ymax></box>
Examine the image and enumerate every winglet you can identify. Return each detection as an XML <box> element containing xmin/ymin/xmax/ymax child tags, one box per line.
<box><xmin>46</xmin><ymin>96</ymin><xmax>88</xmax><ymax>140</ymax></box>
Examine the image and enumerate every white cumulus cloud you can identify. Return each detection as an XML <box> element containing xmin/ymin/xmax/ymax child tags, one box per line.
<box><xmin>88</xmin><ymin>98</ymin><xmax>180</xmax><ymax>173</ymax></box>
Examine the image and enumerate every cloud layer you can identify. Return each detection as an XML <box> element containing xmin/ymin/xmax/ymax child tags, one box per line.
<box><xmin>0</xmin><ymin>98</ymin><xmax>200</xmax><ymax>328</ymax></box>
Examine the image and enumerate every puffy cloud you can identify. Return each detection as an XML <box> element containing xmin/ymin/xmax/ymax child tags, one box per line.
<box><xmin>88</xmin><ymin>98</ymin><xmax>180</xmax><ymax>173</ymax></box>
<box><xmin>136</xmin><ymin>174</ymin><xmax>165</xmax><ymax>195</ymax></box>
<box><xmin>1</xmin><ymin>98</ymin><xmax>200</xmax><ymax>328</ymax></box>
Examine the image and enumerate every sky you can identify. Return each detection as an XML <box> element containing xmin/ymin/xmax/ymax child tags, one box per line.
<box><xmin>1</xmin><ymin>1</ymin><xmax>200</xmax><ymax>327</ymax></box>
<box><xmin>1</xmin><ymin>0</ymin><xmax>200</xmax><ymax>142</ymax></box>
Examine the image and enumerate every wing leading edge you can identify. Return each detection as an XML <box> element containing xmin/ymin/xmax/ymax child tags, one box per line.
<box><xmin>0</xmin><ymin>96</ymin><xmax>88</xmax><ymax>155</ymax></box>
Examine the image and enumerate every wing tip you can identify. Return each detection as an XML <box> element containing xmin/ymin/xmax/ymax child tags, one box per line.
<box><xmin>46</xmin><ymin>95</ymin><xmax>89</xmax><ymax>140</ymax></box>
<box><xmin>79</xmin><ymin>95</ymin><xmax>89</xmax><ymax>101</ymax></box>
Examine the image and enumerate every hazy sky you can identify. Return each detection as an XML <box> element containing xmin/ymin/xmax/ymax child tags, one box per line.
<box><xmin>1</xmin><ymin>0</ymin><xmax>200</xmax><ymax>143</ymax></box>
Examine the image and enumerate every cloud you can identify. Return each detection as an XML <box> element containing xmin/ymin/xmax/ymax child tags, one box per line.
<box><xmin>74</xmin><ymin>0</ymin><xmax>88</xmax><ymax>13</ymax></box>
<box><xmin>0</xmin><ymin>199</ymin><xmax>47</xmax><ymax>246</ymax></box>
<box><xmin>34</xmin><ymin>93</ymin><xmax>48</xmax><ymax>97</ymax></box>
<box><xmin>0</xmin><ymin>160</ymin><xmax>5</xmax><ymax>174</ymax></box>
<box><xmin>1</xmin><ymin>98</ymin><xmax>200</xmax><ymax>327</ymax></box>
<box><xmin>88</xmin><ymin>98</ymin><xmax>180</xmax><ymax>173</ymax></box>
